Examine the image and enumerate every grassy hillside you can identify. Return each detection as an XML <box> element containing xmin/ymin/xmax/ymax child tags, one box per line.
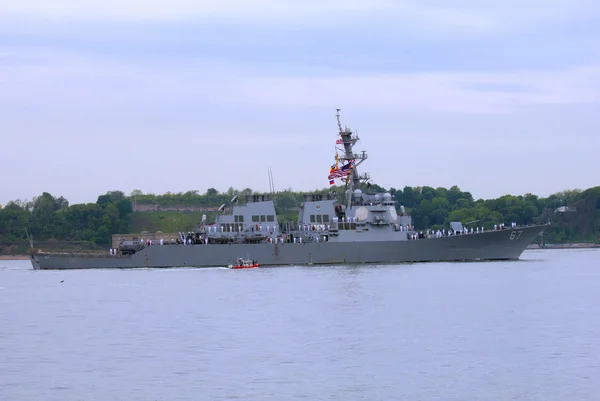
<box><xmin>130</xmin><ymin>212</ymin><xmax>209</xmax><ymax>233</ymax></box>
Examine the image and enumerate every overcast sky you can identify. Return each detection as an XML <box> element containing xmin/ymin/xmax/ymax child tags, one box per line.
<box><xmin>1</xmin><ymin>0</ymin><xmax>599</xmax><ymax>206</ymax></box>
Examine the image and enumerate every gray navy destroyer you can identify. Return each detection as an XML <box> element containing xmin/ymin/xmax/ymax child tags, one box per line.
<box><xmin>30</xmin><ymin>110</ymin><xmax>549</xmax><ymax>270</ymax></box>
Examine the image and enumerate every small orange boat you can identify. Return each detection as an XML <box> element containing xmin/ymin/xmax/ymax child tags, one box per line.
<box><xmin>228</xmin><ymin>258</ymin><xmax>260</xmax><ymax>269</ymax></box>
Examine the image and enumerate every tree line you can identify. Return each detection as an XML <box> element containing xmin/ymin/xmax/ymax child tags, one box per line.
<box><xmin>388</xmin><ymin>185</ymin><xmax>600</xmax><ymax>243</ymax></box>
<box><xmin>1</xmin><ymin>185</ymin><xmax>599</xmax><ymax>254</ymax></box>
<box><xmin>0</xmin><ymin>191</ymin><xmax>132</xmax><ymax>255</ymax></box>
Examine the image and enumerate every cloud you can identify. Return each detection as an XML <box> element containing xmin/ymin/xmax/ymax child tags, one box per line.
<box><xmin>2</xmin><ymin>0</ymin><xmax>599</xmax><ymax>36</ymax></box>
<box><xmin>0</xmin><ymin>0</ymin><xmax>398</xmax><ymax>20</ymax></box>
<box><xmin>1</xmin><ymin>47</ymin><xmax>599</xmax><ymax>116</ymax></box>
<box><xmin>231</xmin><ymin>67</ymin><xmax>600</xmax><ymax>113</ymax></box>
<box><xmin>2</xmin><ymin>0</ymin><xmax>599</xmax><ymax>77</ymax></box>
<box><xmin>1</xmin><ymin>1</ymin><xmax>599</xmax><ymax>204</ymax></box>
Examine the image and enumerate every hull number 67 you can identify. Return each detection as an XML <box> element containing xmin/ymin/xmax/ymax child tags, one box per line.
<box><xmin>509</xmin><ymin>230</ymin><xmax>524</xmax><ymax>240</ymax></box>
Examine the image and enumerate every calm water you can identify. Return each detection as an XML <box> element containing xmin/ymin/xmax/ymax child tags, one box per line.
<box><xmin>1</xmin><ymin>250</ymin><xmax>599</xmax><ymax>400</ymax></box>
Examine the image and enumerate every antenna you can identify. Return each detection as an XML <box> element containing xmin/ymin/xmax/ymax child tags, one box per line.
<box><xmin>335</xmin><ymin>108</ymin><xmax>343</xmax><ymax>134</ymax></box>
<box><xmin>267</xmin><ymin>167</ymin><xmax>272</xmax><ymax>194</ymax></box>
<box><xmin>268</xmin><ymin>166</ymin><xmax>277</xmax><ymax>206</ymax></box>
<box><xmin>270</xmin><ymin>167</ymin><xmax>276</xmax><ymax>195</ymax></box>
<box><xmin>24</xmin><ymin>228</ymin><xmax>34</xmax><ymax>250</ymax></box>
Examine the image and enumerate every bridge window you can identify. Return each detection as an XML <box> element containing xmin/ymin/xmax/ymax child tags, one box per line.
<box><xmin>234</xmin><ymin>215</ymin><xmax>244</xmax><ymax>223</ymax></box>
<box><xmin>316</xmin><ymin>215</ymin><xmax>322</xmax><ymax>223</ymax></box>
<box><xmin>310</xmin><ymin>215</ymin><xmax>316</xmax><ymax>223</ymax></box>
<box><xmin>267</xmin><ymin>215</ymin><xmax>275</xmax><ymax>222</ymax></box>
<box><xmin>322</xmin><ymin>215</ymin><xmax>330</xmax><ymax>223</ymax></box>
<box><xmin>260</xmin><ymin>215</ymin><xmax>266</xmax><ymax>222</ymax></box>
<box><xmin>252</xmin><ymin>215</ymin><xmax>259</xmax><ymax>222</ymax></box>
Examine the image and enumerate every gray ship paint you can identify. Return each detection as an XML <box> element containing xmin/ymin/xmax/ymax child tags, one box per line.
<box><xmin>30</xmin><ymin>110</ymin><xmax>548</xmax><ymax>270</ymax></box>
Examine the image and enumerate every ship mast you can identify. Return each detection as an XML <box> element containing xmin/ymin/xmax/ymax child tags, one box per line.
<box><xmin>335</xmin><ymin>109</ymin><xmax>368</xmax><ymax>208</ymax></box>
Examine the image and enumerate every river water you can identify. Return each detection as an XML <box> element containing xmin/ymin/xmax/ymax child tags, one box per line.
<box><xmin>1</xmin><ymin>249</ymin><xmax>599</xmax><ymax>400</ymax></box>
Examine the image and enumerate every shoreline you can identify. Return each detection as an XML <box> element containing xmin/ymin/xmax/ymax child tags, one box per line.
<box><xmin>0</xmin><ymin>255</ymin><xmax>29</xmax><ymax>260</ymax></box>
<box><xmin>527</xmin><ymin>244</ymin><xmax>599</xmax><ymax>250</ymax></box>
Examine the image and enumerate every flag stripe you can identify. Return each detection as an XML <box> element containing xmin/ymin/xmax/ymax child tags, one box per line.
<box><xmin>328</xmin><ymin>169</ymin><xmax>352</xmax><ymax>179</ymax></box>
<box><xmin>327</xmin><ymin>156</ymin><xmax>354</xmax><ymax>180</ymax></box>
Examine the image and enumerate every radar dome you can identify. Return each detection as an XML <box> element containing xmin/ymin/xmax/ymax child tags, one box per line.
<box><xmin>383</xmin><ymin>193</ymin><xmax>392</xmax><ymax>201</ymax></box>
<box><xmin>374</xmin><ymin>194</ymin><xmax>381</xmax><ymax>202</ymax></box>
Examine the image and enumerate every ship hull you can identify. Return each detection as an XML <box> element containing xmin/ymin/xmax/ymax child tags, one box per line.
<box><xmin>30</xmin><ymin>225</ymin><xmax>546</xmax><ymax>270</ymax></box>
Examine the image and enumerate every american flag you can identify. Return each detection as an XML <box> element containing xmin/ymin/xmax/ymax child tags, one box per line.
<box><xmin>328</xmin><ymin>170</ymin><xmax>352</xmax><ymax>179</ymax></box>
<box><xmin>328</xmin><ymin>161</ymin><xmax>353</xmax><ymax>180</ymax></box>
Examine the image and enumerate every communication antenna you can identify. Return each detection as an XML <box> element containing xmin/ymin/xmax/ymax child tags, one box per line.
<box><xmin>271</xmin><ymin>168</ymin><xmax>276</xmax><ymax>195</ymax></box>
<box><xmin>268</xmin><ymin>167</ymin><xmax>277</xmax><ymax>206</ymax></box>
<box><xmin>267</xmin><ymin>167</ymin><xmax>272</xmax><ymax>194</ymax></box>
<box><xmin>335</xmin><ymin>108</ymin><xmax>343</xmax><ymax>134</ymax></box>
